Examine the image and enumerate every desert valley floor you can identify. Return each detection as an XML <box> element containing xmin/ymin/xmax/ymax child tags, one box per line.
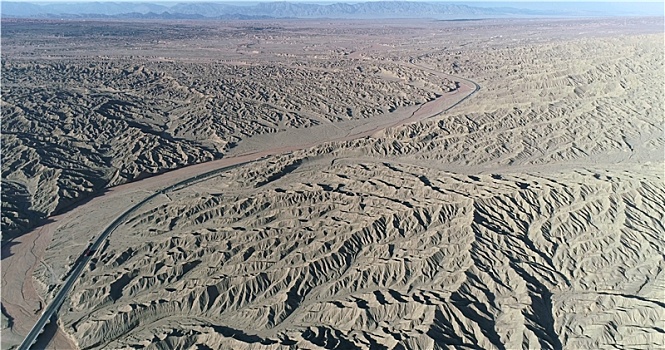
<box><xmin>1</xmin><ymin>17</ymin><xmax>664</xmax><ymax>349</ymax></box>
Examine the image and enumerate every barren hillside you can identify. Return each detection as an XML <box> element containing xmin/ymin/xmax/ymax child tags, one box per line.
<box><xmin>1</xmin><ymin>21</ymin><xmax>453</xmax><ymax>239</ymax></box>
<box><xmin>17</xmin><ymin>18</ymin><xmax>663</xmax><ymax>349</ymax></box>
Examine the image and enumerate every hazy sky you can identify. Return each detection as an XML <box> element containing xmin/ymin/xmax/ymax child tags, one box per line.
<box><xmin>6</xmin><ymin>0</ymin><xmax>665</xmax><ymax>2</ymax></box>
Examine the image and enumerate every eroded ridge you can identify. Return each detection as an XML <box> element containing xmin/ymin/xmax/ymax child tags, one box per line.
<box><xmin>58</xmin><ymin>158</ymin><xmax>664</xmax><ymax>349</ymax></box>
<box><xmin>9</xmin><ymin>17</ymin><xmax>664</xmax><ymax>350</ymax></box>
<box><xmin>1</xmin><ymin>22</ymin><xmax>455</xmax><ymax>238</ymax></box>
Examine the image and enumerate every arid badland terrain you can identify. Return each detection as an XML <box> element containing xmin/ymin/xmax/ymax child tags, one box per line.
<box><xmin>1</xmin><ymin>17</ymin><xmax>664</xmax><ymax>349</ymax></box>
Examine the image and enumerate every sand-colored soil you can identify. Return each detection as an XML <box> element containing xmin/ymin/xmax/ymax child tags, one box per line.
<box><xmin>57</xmin><ymin>160</ymin><xmax>664</xmax><ymax>349</ymax></box>
<box><xmin>2</xmin><ymin>20</ymin><xmax>456</xmax><ymax>239</ymax></box>
<box><xmin>2</xmin><ymin>17</ymin><xmax>664</xmax><ymax>349</ymax></box>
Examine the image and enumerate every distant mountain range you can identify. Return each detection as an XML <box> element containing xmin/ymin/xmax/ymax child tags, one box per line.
<box><xmin>2</xmin><ymin>1</ymin><xmax>663</xmax><ymax>20</ymax></box>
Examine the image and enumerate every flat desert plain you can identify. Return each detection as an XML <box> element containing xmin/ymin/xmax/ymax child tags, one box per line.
<box><xmin>1</xmin><ymin>17</ymin><xmax>664</xmax><ymax>349</ymax></box>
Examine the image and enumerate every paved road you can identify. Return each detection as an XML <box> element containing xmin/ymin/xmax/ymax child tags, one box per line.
<box><xmin>16</xmin><ymin>160</ymin><xmax>254</xmax><ymax>350</ymax></box>
<box><xmin>17</xmin><ymin>71</ymin><xmax>479</xmax><ymax>350</ymax></box>
<box><xmin>16</xmin><ymin>253</ymin><xmax>87</xmax><ymax>350</ymax></box>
